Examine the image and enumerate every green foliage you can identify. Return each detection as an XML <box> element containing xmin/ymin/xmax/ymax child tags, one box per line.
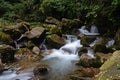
<box><xmin>0</xmin><ymin>0</ymin><xmax>120</xmax><ymax>31</ymax></box>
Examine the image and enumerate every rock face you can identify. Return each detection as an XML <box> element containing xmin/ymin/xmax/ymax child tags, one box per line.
<box><xmin>0</xmin><ymin>63</ymin><xmax>4</xmax><ymax>74</ymax></box>
<box><xmin>46</xmin><ymin>34</ymin><xmax>65</xmax><ymax>48</ymax></box>
<box><xmin>77</xmin><ymin>54</ymin><xmax>102</xmax><ymax>68</ymax></box>
<box><xmin>95</xmin><ymin>50</ymin><xmax>120</xmax><ymax>80</ymax></box>
<box><xmin>0</xmin><ymin>44</ymin><xmax>15</xmax><ymax>63</ymax></box>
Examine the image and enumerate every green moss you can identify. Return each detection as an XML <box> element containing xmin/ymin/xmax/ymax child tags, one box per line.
<box><xmin>0</xmin><ymin>31</ymin><xmax>13</xmax><ymax>44</ymax></box>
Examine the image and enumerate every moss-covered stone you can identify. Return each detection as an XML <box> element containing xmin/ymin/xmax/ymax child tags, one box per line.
<box><xmin>81</xmin><ymin>36</ymin><xmax>96</xmax><ymax>46</ymax></box>
<box><xmin>0</xmin><ymin>32</ymin><xmax>13</xmax><ymax>44</ymax></box>
<box><xmin>46</xmin><ymin>34</ymin><xmax>65</xmax><ymax>48</ymax></box>
<box><xmin>0</xmin><ymin>44</ymin><xmax>15</xmax><ymax>63</ymax></box>
<box><xmin>95</xmin><ymin>51</ymin><xmax>120</xmax><ymax>80</ymax></box>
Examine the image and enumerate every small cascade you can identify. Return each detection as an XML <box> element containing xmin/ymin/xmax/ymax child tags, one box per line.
<box><xmin>14</xmin><ymin>41</ymin><xmax>20</xmax><ymax>49</ymax></box>
<box><xmin>43</xmin><ymin>40</ymin><xmax>82</xmax><ymax>80</ymax></box>
<box><xmin>89</xmin><ymin>37</ymin><xmax>100</xmax><ymax>47</ymax></box>
<box><xmin>63</xmin><ymin>35</ymin><xmax>78</xmax><ymax>43</ymax></box>
<box><xmin>79</xmin><ymin>25</ymin><xmax>99</xmax><ymax>35</ymax></box>
<box><xmin>87</xmin><ymin>49</ymin><xmax>95</xmax><ymax>58</ymax></box>
<box><xmin>106</xmin><ymin>39</ymin><xmax>115</xmax><ymax>47</ymax></box>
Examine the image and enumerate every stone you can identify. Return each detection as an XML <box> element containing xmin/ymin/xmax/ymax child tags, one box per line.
<box><xmin>93</xmin><ymin>44</ymin><xmax>108</xmax><ymax>53</ymax></box>
<box><xmin>0</xmin><ymin>44</ymin><xmax>15</xmax><ymax>63</ymax></box>
<box><xmin>32</xmin><ymin>46</ymin><xmax>40</xmax><ymax>55</ymax></box>
<box><xmin>46</xmin><ymin>34</ymin><xmax>65</xmax><ymax>48</ymax></box>
<box><xmin>81</xmin><ymin>36</ymin><xmax>96</xmax><ymax>47</ymax></box>
<box><xmin>33</xmin><ymin>64</ymin><xmax>48</xmax><ymax>75</ymax></box>
<box><xmin>70</xmin><ymin>68</ymin><xmax>100</xmax><ymax>80</ymax></box>
<box><xmin>77</xmin><ymin>54</ymin><xmax>102</xmax><ymax>68</ymax></box>
<box><xmin>25</xmin><ymin>27</ymin><xmax>45</xmax><ymax>39</ymax></box>
<box><xmin>45</xmin><ymin>17</ymin><xmax>60</xmax><ymax>25</ymax></box>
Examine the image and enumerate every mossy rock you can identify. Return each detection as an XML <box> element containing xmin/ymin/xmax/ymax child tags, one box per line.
<box><xmin>93</xmin><ymin>44</ymin><xmax>108</xmax><ymax>53</ymax></box>
<box><xmin>0</xmin><ymin>44</ymin><xmax>15</xmax><ymax>63</ymax></box>
<box><xmin>43</xmin><ymin>24</ymin><xmax>61</xmax><ymax>34</ymax></box>
<box><xmin>81</xmin><ymin>36</ymin><xmax>96</xmax><ymax>46</ymax></box>
<box><xmin>95</xmin><ymin>51</ymin><xmax>120</xmax><ymax>80</ymax></box>
<box><xmin>0</xmin><ymin>32</ymin><xmax>13</xmax><ymax>44</ymax></box>
<box><xmin>46</xmin><ymin>34</ymin><xmax>65</xmax><ymax>48</ymax></box>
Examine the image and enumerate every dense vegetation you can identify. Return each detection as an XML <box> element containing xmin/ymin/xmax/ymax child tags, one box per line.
<box><xmin>0</xmin><ymin>0</ymin><xmax>120</xmax><ymax>30</ymax></box>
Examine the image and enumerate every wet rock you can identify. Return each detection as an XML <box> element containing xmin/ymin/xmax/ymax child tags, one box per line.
<box><xmin>45</xmin><ymin>17</ymin><xmax>60</xmax><ymax>25</ymax></box>
<box><xmin>0</xmin><ymin>32</ymin><xmax>13</xmax><ymax>44</ymax></box>
<box><xmin>95</xmin><ymin>50</ymin><xmax>120</xmax><ymax>80</ymax></box>
<box><xmin>0</xmin><ymin>44</ymin><xmax>15</xmax><ymax>63</ymax></box>
<box><xmin>33</xmin><ymin>64</ymin><xmax>48</xmax><ymax>75</ymax></box>
<box><xmin>81</xmin><ymin>36</ymin><xmax>96</xmax><ymax>47</ymax></box>
<box><xmin>77</xmin><ymin>54</ymin><xmax>102</xmax><ymax>68</ymax></box>
<box><xmin>78</xmin><ymin>47</ymin><xmax>88</xmax><ymax>56</ymax></box>
<box><xmin>0</xmin><ymin>63</ymin><xmax>4</xmax><ymax>74</ymax></box>
<box><xmin>95</xmin><ymin>52</ymin><xmax>112</xmax><ymax>63</ymax></box>
<box><xmin>32</xmin><ymin>46</ymin><xmax>40</xmax><ymax>55</ymax></box>
<box><xmin>31</xmin><ymin>75</ymin><xmax>47</xmax><ymax>80</ymax></box>
<box><xmin>93</xmin><ymin>44</ymin><xmax>108</xmax><ymax>53</ymax></box>
<box><xmin>46</xmin><ymin>34</ymin><xmax>65</xmax><ymax>48</ymax></box>
<box><xmin>70</xmin><ymin>68</ymin><xmax>100</xmax><ymax>80</ymax></box>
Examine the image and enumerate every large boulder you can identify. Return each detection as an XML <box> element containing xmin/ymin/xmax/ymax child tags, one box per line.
<box><xmin>0</xmin><ymin>44</ymin><xmax>15</xmax><ymax>63</ymax></box>
<box><xmin>46</xmin><ymin>34</ymin><xmax>65</xmax><ymax>48</ymax></box>
<box><xmin>95</xmin><ymin>51</ymin><xmax>120</xmax><ymax>80</ymax></box>
<box><xmin>25</xmin><ymin>27</ymin><xmax>46</xmax><ymax>46</ymax></box>
<box><xmin>77</xmin><ymin>54</ymin><xmax>102</xmax><ymax>68</ymax></box>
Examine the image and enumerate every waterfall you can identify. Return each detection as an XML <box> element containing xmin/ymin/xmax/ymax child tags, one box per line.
<box><xmin>43</xmin><ymin>38</ymin><xmax>82</xmax><ymax>80</ymax></box>
<box><xmin>79</xmin><ymin>25</ymin><xmax>99</xmax><ymax>35</ymax></box>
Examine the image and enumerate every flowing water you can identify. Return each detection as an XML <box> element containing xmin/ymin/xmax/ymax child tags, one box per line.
<box><xmin>0</xmin><ymin>68</ymin><xmax>33</xmax><ymax>80</ymax></box>
<box><xmin>43</xmin><ymin>39</ymin><xmax>82</xmax><ymax>80</ymax></box>
<box><xmin>79</xmin><ymin>25</ymin><xmax>99</xmax><ymax>35</ymax></box>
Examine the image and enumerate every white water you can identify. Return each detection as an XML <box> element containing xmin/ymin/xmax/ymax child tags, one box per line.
<box><xmin>43</xmin><ymin>40</ymin><xmax>82</xmax><ymax>80</ymax></box>
<box><xmin>89</xmin><ymin>37</ymin><xmax>100</xmax><ymax>47</ymax></box>
<box><xmin>106</xmin><ymin>39</ymin><xmax>115</xmax><ymax>47</ymax></box>
<box><xmin>0</xmin><ymin>69</ymin><xmax>33</xmax><ymax>80</ymax></box>
<box><xmin>63</xmin><ymin>35</ymin><xmax>78</xmax><ymax>43</ymax></box>
<box><xmin>87</xmin><ymin>49</ymin><xmax>95</xmax><ymax>58</ymax></box>
<box><xmin>79</xmin><ymin>25</ymin><xmax>99</xmax><ymax>35</ymax></box>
